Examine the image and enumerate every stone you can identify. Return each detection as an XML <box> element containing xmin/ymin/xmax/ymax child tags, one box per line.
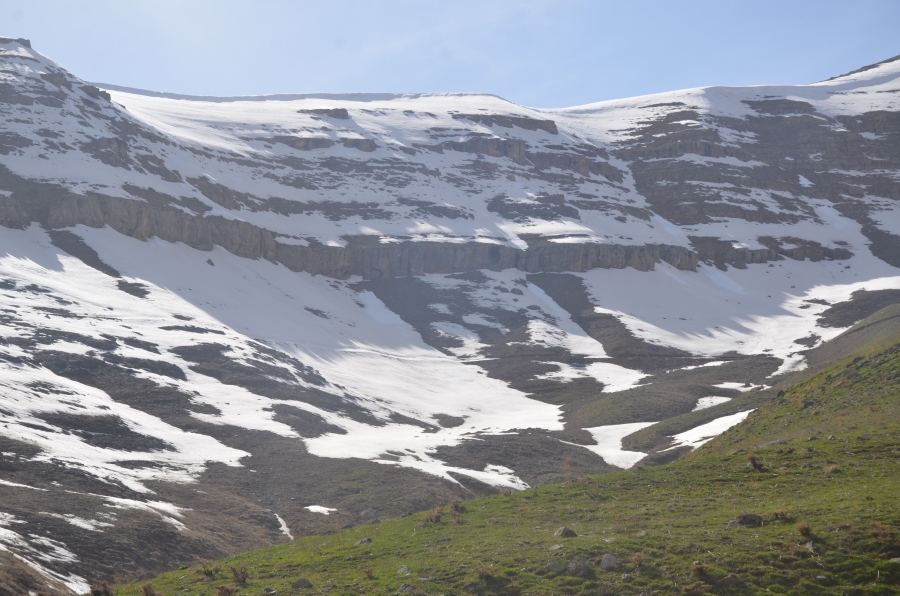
<box><xmin>397</xmin><ymin>566</ymin><xmax>409</xmax><ymax>575</ymax></box>
<box><xmin>828</xmin><ymin>435</ymin><xmax>836</xmax><ymax>440</ymax></box>
<box><xmin>757</xmin><ymin>439</ymin><xmax>787</xmax><ymax>447</ymax></box>
<box><xmin>549</xmin><ymin>544</ymin><xmax>563</xmax><ymax>551</ymax></box>
<box><xmin>263</xmin><ymin>589</ymin><xmax>276</xmax><ymax>595</ymax></box>
<box><xmin>360</xmin><ymin>508</ymin><xmax>378</xmax><ymax>520</ymax></box>
<box><xmin>397</xmin><ymin>584</ymin><xmax>415</xmax><ymax>594</ymax></box>
<box><xmin>568</xmin><ymin>560</ymin><xmax>591</xmax><ymax>577</ymax></box>
<box><xmin>726</xmin><ymin>520</ymin><xmax>741</xmax><ymax>529</ymax></box>
<box><xmin>543</xmin><ymin>561</ymin><xmax>565</xmax><ymax>573</ymax></box>
<box><xmin>355</xmin><ymin>537</ymin><xmax>372</xmax><ymax>545</ymax></box>
<box><xmin>717</xmin><ymin>574</ymin><xmax>743</xmax><ymax>587</ymax></box>
<box><xmin>804</xmin><ymin>541</ymin><xmax>816</xmax><ymax>553</ymax></box>
<box><xmin>858</xmin><ymin>433</ymin><xmax>871</xmax><ymax>440</ymax></box>
<box><xmin>436</xmin><ymin>537</ymin><xmax>452</xmax><ymax>543</ymax></box>
<box><xmin>735</xmin><ymin>513</ymin><xmax>763</xmax><ymax>527</ymax></box>
<box><xmin>291</xmin><ymin>578</ymin><xmax>312</xmax><ymax>589</ymax></box>
<box><xmin>622</xmin><ymin>573</ymin><xmax>633</xmax><ymax>583</ymax></box>
<box><xmin>554</xmin><ymin>526</ymin><xmax>577</xmax><ymax>538</ymax></box>
<box><xmin>599</xmin><ymin>553</ymin><xmax>620</xmax><ymax>571</ymax></box>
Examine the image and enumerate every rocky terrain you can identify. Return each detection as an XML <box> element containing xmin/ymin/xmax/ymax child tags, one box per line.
<box><xmin>0</xmin><ymin>36</ymin><xmax>898</xmax><ymax>593</ymax></box>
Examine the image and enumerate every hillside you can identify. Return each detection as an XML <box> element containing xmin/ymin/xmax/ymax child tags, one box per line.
<box><xmin>108</xmin><ymin>327</ymin><xmax>900</xmax><ymax>595</ymax></box>
<box><xmin>1</xmin><ymin>34</ymin><xmax>899</xmax><ymax>593</ymax></box>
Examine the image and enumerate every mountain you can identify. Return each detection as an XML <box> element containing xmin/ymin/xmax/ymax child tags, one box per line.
<box><xmin>0</xmin><ymin>35</ymin><xmax>898</xmax><ymax>593</ymax></box>
<box><xmin>111</xmin><ymin>316</ymin><xmax>900</xmax><ymax>595</ymax></box>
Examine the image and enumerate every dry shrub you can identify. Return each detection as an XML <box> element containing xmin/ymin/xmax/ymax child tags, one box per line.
<box><xmin>473</xmin><ymin>561</ymin><xmax>494</xmax><ymax>581</ymax></box>
<box><xmin>629</xmin><ymin>552</ymin><xmax>649</xmax><ymax>568</ymax></box>
<box><xmin>229</xmin><ymin>564</ymin><xmax>249</xmax><ymax>585</ymax></box>
<box><xmin>215</xmin><ymin>587</ymin><xmax>240</xmax><ymax>596</ymax></box>
<box><xmin>201</xmin><ymin>565</ymin><xmax>221</xmax><ymax>581</ymax></box>
<box><xmin>691</xmin><ymin>561</ymin><xmax>709</xmax><ymax>577</ymax></box>
<box><xmin>773</xmin><ymin>510</ymin><xmax>792</xmax><ymax>522</ymax></box>
<box><xmin>363</xmin><ymin>567</ymin><xmax>375</xmax><ymax>580</ymax></box>
<box><xmin>747</xmin><ymin>454</ymin><xmax>765</xmax><ymax>470</ymax></box>
<box><xmin>450</xmin><ymin>499</ymin><xmax>466</xmax><ymax>513</ymax></box>
<box><xmin>90</xmin><ymin>582</ymin><xmax>114</xmax><ymax>596</ymax></box>
<box><xmin>427</xmin><ymin>506</ymin><xmax>444</xmax><ymax>524</ymax></box>
<box><xmin>680</xmin><ymin>581</ymin><xmax>712</xmax><ymax>596</ymax></box>
<box><xmin>871</xmin><ymin>522</ymin><xmax>895</xmax><ymax>545</ymax></box>
<box><xmin>140</xmin><ymin>585</ymin><xmax>159</xmax><ymax>596</ymax></box>
<box><xmin>500</xmin><ymin>487</ymin><xmax>513</xmax><ymax>497</ymax></box>
<box><xmin>796</xmin><ymin>521</ymin><xmax>812</xmax><ymax>537</ymax></box>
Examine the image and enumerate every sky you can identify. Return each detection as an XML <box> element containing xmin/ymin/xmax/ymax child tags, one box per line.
<box><xmin>4</xmin><ymin>0</ymin><xmax>899</xmax><ymax>108</ymax></box>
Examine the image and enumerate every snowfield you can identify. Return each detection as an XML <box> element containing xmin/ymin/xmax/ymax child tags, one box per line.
<box><xmin>0</xmin><ymin>36</ymin><xmax>898</xmax><ymax>592</ymax></box>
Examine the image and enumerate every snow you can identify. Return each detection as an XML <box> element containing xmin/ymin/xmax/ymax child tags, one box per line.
<box><xmin>8</xmin><ymin>224</ymin><xmax>566</xmax><ymax>489</ymax></box>
<box><xmin>304</xmin><ymin>506</ymin><xmax>337</xmax><ymax>515</ymax></box>
<box><xmin>693</xmin><ymin>396</ymin><xmax>732</xmax><ymax>411</ymax></box>
<box><xmin>577</xmin><ymin>422</ymin><xmax>657</xmax><ymax>468</ymax></box>
<box><xmin>714</xmin><ymin>382</ymin><xmax>767</xmax><ymax>392</ymax></box>
<box><xmin>667</xmin><ymin>410</ymin><xmax>754</xmax><ymax>450</ymax></box>
<box><xmin>276</xmin><ymin>514</ymin><xmax>294</xmax><ymax>539</ymax></box>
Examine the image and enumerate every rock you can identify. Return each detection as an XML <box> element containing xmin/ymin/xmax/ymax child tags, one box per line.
<box><xmin>726</xmin><ymin>520</ymin><xmax>741</xmax><ymax>529</ymax></box>
<box><xmin>717</xmin><ymin>574</ymin><xmax>743</xmax><ymax>587</ymax></box>
<box><xmin>291</xmin><ymin>578</ymin><xmax>312</xmax><ymax>589</ymax></box>
<box><xmin>436</xmin><ymin>537</ymin><xmax>452</xmax><ymax>543</ymax></box>
<box><xmin>397</xmin><ymin>566</ymin><xmax>409</xmax><ymax>574</ymax></box>
<box><xmin>360</xmin><ymin>508</ymin><xmax>378</xmax><ymax>520</ymax></box>
<box><xmin>554</xmin><ymin>526</ymin><xmax>577</xmax><ymax>537</ymax></box>
<box><xmin>801</xmin><ymin>462</ymin><xmax>811</xmax><ymax>469</ymax></box>
<box><xmin>735</xmin><ymin>513</ymin><xmax>763</xmax><ymax>527</ymax></box>
<box><xmin>599</xmin><ymin>553</ymin><xmax>620</xmax><ymax>571</ymax></box>
<box><xmin>397</xmin><ymin>584</ymin><xmax>415</xmax><ymax>594</ymax></box>
<box><xmin>622</xmin><ymin>573</ymin><xmax>633</xmax><ymax>582</ymax></box>
<box><xmin>858</xmin><ymin>433</ymin><xmax>871</xmax><ymax>440</ymax></box>
<box><xmin>828</xmin><ymin>435</ymin><xmax>836</xmax><ymax>440</ymax></box>
<box><xmin>543</xmin><ymin>561</ymin><xmax>565</xmax><ymax>573</ymax></box>
<box><xmin>355</xmin><ymin>537</ymin><xmax>372</xmax><ymax>545</ymax></box>
<box><xmin>549</xmin><ymin>544</ymin><xmax>563</xmax><ymax>551</ymax></box>
<box><xmin>804</xmin><ymin>541</ymin><xmax>816</xmax><ymax>553</ymax></box>
<box><xmin>568</xmin><ymin>560</ymin><xmax>591</xmax><ymax>577</ymax></box>
<box><xmin>263</xmin><ymin>589</ymin><xmax>276</xmax><ymax>595</ymax></box>
<box><xmin>757</xmin><ymin>439</ymin><xmax>787</xmax><ymax>448</ymax></box>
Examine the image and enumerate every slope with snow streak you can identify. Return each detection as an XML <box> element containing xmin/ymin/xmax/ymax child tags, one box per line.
<box><xmin>1</xmin><ymin>37</ymin><xmax>900</xmax><ymax>591</ymax></box>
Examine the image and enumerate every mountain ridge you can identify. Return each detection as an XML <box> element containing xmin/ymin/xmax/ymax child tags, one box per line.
<box><xmin>0</xmin><ymin>37</ymin><xmax>899</xmax><ymax>594</ymax></box>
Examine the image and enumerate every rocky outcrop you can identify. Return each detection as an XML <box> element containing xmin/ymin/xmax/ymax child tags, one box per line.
<box><xmin>0</xmin><ymin>165</ymin><xmax>697</xmax><ymax>279</ymax></box>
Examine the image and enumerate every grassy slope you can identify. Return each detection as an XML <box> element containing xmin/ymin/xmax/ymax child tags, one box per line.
<box><xmin>111</xmin><ymin>334</ymin><xmax>900</xmax><ymax>596</ymax></box>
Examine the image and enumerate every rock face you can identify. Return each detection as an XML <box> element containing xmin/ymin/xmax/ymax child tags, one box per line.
<box><xmin>0</xmin><ymin>38</ymin><xmax>899</xmax><ymax>595</ymax></box>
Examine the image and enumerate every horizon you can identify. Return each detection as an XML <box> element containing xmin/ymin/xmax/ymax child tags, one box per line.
<box><xmin>4</xmin><ymin>0</ymin><xmax>899</xmax><ymax>108</ymax></box>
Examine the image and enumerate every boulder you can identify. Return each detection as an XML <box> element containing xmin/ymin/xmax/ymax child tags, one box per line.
<box><xmin>599</xmin><ymin>553</ymin><xmax>620</xmax><ymax>571</ymax></box>
<box><xmin>717</xmin><ymin>574</ymin><xmax>743</xmax><ymax>587</ymax></box>
<box><xmin>568</xmin><ymin>560</ymin><xmax>591</xmax><ymax>577</ymax></box>
<box><xmin>543</xmin><ymin>561</ymin><xmax>565</xmax><ymax>573</ymax></box>
<box><xmin>554</xmin><ymin>526</ymin><xmax>577</xmax><ymax>538</ymax></box>
<box><xmin>291</xmin><ymin>578</ymin><xmax>312</xmax><ymax>589</ymax></box>
<box><xmin>397</xmin><ymin>566</ymin><xmax>409</xmax><ymax>575</ymax></box>
<box><xmin>735</xmin><ymin>513</ymin><xmax>763</xmax><ymax>527</ymax></box>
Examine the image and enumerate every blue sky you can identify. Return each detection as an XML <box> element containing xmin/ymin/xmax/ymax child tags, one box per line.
<box><xmin>5</xmin><ymin>0</ymin><xmax>899</xmax><ymax>108</ymax></box>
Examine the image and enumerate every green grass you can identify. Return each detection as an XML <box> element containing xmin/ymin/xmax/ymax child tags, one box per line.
<box><xmin>109</xmin><ymin>341</ymin><xmax>900</xmax><ymax>596</ymax></box>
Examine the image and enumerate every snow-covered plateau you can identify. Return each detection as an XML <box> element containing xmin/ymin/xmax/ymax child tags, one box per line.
<box><xmin>0</xmin><ymin>36</ymin><xmax>898</xmax><ymax>591</ymax></box>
